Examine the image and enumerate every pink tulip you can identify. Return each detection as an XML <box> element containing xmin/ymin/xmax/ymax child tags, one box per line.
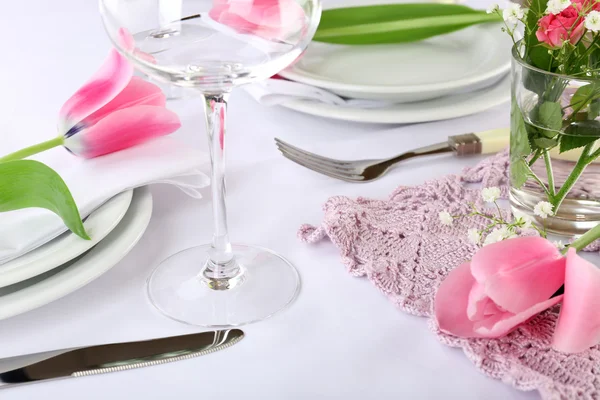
<box><xmin>209</xmin><ymin>0</ymin><xmax>306</xmax><ymax>41</ymax></box>
<box><xmin>552</xmin><ymin>248</ymin><xmax>600</xmax><ymax>353</ymax></box>
<box><xmin>60</xmin><ymin>49</ymin><xmax>180</xmax><ymax>158</ymax></box>
<box><xmin>117</xmin><ymin>28</ymin><xmax>157</xmax><ymax>64</ymax></box>
<box><xmin>435</xmin><ymin>237</ymin><xmax>565</xmax><ymax>338</ymax></box>
<box><xmin>536</xmin><ymin>5</ymin><xmax>585</xmax><ymax>48</ymax></box>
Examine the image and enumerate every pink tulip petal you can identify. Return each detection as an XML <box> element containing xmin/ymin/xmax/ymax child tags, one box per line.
<box><xmin>209</xmin><ymin>0</ymin><xmax>305</xmax><ymax>40</ymax></box>
<box><xmin>473</xmin><ymin>295</ymin><xmax>563</xmax><ymax>337</ymax></box>
<box><xmin>71</xmin><ymin>105</ymin><xmax>181</xmax><ymax>158</ymax></box>
<box><xmin>84</xmin><ymin>76</ymin><xmax>166</xmax><ymax>126</ymax></box>
<box><xmin>467</xmin><ymin>282</ymin><xmax>505</xmax><ymax>321</ymax></box>
<box><xmin>435</xmin><ymin>262</ymin><xmax>486</xmax><ymax>338</ymax></box>
<box><xmin>466</xmin><ymin>282</ymin><xmax>487</xmax><ymax>320</ymax></box>
<box><xmin>471</xmin><ymin>237</ymin><xmax>565</xmax><ymax>314</ymax></box>
<box><xmin>117</xmin><ymin>28</ymin><xmax>157</xmax><ymax>64</ymax></box>
<box><xmin>59</xmin><ymin>49</ymin><xmax>133</xmax><ymax>133</ymax></box>
<box><xmin>117</xmin><ymin>27</ymin><xmax>135</xmax><ymax>52</ymax></box>
<box><xmin>553</xmin><ymin>249</ymin><xmax>600</xmax><ymax>353</ymax></box>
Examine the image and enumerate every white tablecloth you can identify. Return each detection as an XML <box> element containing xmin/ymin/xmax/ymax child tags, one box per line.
<box><xmin>0</xmin><ymin>1</ymin><xmax>541</xmax><ymax>399</ymax></box>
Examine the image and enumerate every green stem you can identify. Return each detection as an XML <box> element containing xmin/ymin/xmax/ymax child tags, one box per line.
<box><xmin>528</xmin><ymin>148</ymin><xmax>543</xmax><ymax>167</ymax></box>
<box><xmin>568</xmin><ymin>223</ymin><xmax>600</xmax><ymax>252</ymax></box>
<box><xmin>552</xmin><ymin>143</ymin><xmax>594</xmax><ymax>211</ymax></box>
<box><xmin>587</xmin><ymin>145</ymin><xmax>600</xmax><ymax>162</ymax></box>
<box><xmin>523</xmin><ymin>161</ymin><xmax>553</xmax><ymax>199</ymax></box>
<box><xmin>543</xmin><ymin>150</ymin><xmax>556</xmax><ymax>197</ymax></box>
<box><xmin>0</xmin><ymin>136</ymin><xmax>63</xmax><ymax>163</ymax></box>
<box><xmin>571</xmin><ymin>35</ymin><xmax>600</xmax><ymax>72</ymax></box>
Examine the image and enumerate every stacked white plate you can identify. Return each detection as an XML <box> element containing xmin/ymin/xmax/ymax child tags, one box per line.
<box><xmin>275</xmin><ymin>23</ymin><xmax>512</xmax><ymax>123</ymax></box>
<box><xmin>0</xmin><ymin>187</ymin><xmax>153</xmax><ymax>320</ymax></box>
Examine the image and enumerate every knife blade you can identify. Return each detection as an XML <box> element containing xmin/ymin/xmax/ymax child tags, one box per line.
<box><xmin>0</xmin><ymin>329</ymin><xmax>243</xmax><ymax>386</ymax></box>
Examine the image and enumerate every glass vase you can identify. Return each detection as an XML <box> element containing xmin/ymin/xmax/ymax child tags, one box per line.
<box><xmin>510</xmin><ymin>44</ymin><xmax>600</xmax><ymax>236</ymax></box>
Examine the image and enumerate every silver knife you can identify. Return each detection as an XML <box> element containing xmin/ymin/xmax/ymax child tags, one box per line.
<box><xmin>0</xmin><ymin>329</ymin><xmax>243</xmax><ymax>386</ymax></box>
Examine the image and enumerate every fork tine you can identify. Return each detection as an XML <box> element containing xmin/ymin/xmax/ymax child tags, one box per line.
<box><xmin>274</xmin><ymin>138</ymin><xmax>355</xmax><ymax>169</ymax></box>
<box><xmin>275</xmin><ymin>143</ymin><xmax>358</xmax><ymax>174</ymax></box>
<box><xmin>278</xmin><ymin>149</ymin><xmax>365</xmax><ymax>182</ymax></box>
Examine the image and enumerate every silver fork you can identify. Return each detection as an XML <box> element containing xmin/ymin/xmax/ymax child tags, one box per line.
<box><xmin>274</xmin><ymin>128</ymin><xmax>509</xmax><ymax>182</ymax></box>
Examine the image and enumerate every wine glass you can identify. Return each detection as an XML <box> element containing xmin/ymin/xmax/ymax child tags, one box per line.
<box><xmin>99</xmin><ymin>0</ymin><xmax>321</xmax><ymax>326</ymax></box>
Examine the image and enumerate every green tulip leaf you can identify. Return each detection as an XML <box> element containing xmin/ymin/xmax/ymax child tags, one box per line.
<box><xmin>313</xmin><ymin>4</ymin><xmax>501</xmax><ymax>45</ymax></box>
<box><xmin>0</xmin><ymin>160</ymin><xmax>89</xmax><ymax>240</ymax></box>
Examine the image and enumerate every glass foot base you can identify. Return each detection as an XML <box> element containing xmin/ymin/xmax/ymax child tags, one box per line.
<box><xmin>147</xmin><ymin>244</ymin><xmax>300</xmax><ymax>327</ymax></box>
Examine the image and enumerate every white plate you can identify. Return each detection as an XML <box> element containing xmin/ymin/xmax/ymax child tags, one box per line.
<box><xmin>280</xmin><ymin>23</ymin><xmax>511</xmax><ymax>102</ymax></box>
<box><xmin>0</xmin><ymin>187</ymin><xmax>152</xmax><ymax>321</ymax></box>
<box><xmin>0</xmin><ymin>191</ymin><xmax>133</xmax><ymax>288</ymax></box>
<box><xmin>280</xmin><ymin>73</ymin><xmax>510</xmax><ymax>124</ymax></box>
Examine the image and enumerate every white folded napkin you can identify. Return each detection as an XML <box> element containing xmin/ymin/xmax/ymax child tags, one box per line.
<box><xmin>0</xmin><ymin>137</ymin><xmax>210</xmax><ymax>265</ymax></box>
<box><xmin>243</xmin><ymin>75</ymin><xmax>508</xmax><ymax>109</ymax></box>
<box><xmin>242</xmin><ymin>79</ymin><xmax>394</xmax><ymax>108</ymax></box>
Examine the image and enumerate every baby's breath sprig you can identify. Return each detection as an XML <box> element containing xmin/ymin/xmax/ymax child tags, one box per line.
<box><xmin>438</xmin><ymin>187</ymin><xmax>554</xmax><ymax>248</ymax></box>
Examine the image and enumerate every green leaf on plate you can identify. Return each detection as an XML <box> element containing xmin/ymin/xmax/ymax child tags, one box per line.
<box><xmin>313</xmin><ymin>4</ymin><xmax>501</xmax><ymax>45</ymax></box>
<box><xmin>0</xmin><ymin>160</ymin><xmax>89</xmax><ymax>240</ymax></box>
<box><xmin>538</xmin><ymin>101</ymin><xmax>562</xmax><ymax>137</ymax></box>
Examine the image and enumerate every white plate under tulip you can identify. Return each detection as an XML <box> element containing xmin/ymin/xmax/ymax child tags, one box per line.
<box><xmin>279</xmin><ymin>23</ymin><xmax>511</xmax><ymax>103</ymax></box>
<box><xmin>0</xmin><ymin>187</ymin><xmax>152</xmax><ymax>321</ymax></box>
<box><xmin>0</xmin><ymin>191</ymin><xmax>133</xmax><ymax>288</ymax></box>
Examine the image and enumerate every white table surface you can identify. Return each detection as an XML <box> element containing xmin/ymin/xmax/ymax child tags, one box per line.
<box><xmin>0</xmin><ymin>1</ymin><xmax>543</xmax><ymax>399</ymax></box>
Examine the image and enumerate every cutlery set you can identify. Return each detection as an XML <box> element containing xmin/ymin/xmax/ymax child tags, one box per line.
<box><xmin>275</xmin><ymin>128</ymin><xmax>510</xmax><ymax>182</ymax></box>
<box><xmin>0</xmin><ymin>329</ymin><xmax>244</xmax><ymax>388</ymax></box>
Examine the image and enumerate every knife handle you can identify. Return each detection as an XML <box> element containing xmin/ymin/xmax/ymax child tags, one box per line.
<box><xmin>448</xmin><ymin>128</ymin><xmax>510</xmax><ymax>156</ymax></box>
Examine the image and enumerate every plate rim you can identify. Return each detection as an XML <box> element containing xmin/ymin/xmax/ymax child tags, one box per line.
<box><xmin>279</xmin><ymin>23</ymin><xmax>510</xmax><ymax>95</ymax></box>
<box><xmin>279</xmin><ymin>74</ymin><xmax>510</xmax><ymax>124</ymax></box>
<box><xmin>0</xmin><ymin>190</ymin><xmax>134</xmax><ymax>288</ymax></box>
<box><xmin>0</xmin><ymin>187</ymin><xmax>153</xmax><ymax>321</ymax></box>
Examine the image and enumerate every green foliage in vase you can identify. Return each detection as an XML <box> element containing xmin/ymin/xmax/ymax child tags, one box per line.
<box><xmin>510</xmin><ymin>99</ymin><xmax>531</xmax><ymax>189</ymax></box>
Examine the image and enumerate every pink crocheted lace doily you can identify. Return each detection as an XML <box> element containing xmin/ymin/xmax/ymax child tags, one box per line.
<box><xmin>298</xmin><ymin>151</ymin><xmax>600</xmax><ymax>400</ymax></box>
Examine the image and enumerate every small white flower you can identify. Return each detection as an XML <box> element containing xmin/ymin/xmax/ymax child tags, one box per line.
<box><xmin>481</xmin><ymin>187</ymin><xmax>501</xmax><ymax>203</ymax></box>
<box><xmin>585</xmin><ymin>10</ymin><xmax>600</xmax><ymax>32</ymax></box>
<box><xmin>503</xmin><ymin>3</ymin><xmax>525</xmax><ymax>26</ymax></box>
<box><xmin>439</xmin><ymin>211</ymin><xmax>453</xmax><ymax>226</ymax></box>
<box><xmin>546</xmin><ymin>0</ymin><xmax>571</xmax><ymax>14</ymax></box>
<box><xmin>487</xmin><ymin>3</ymin><xmax>500</xmax><ymax>13</ymax></box>
<box><xmin>533</xmin><ymin>201</ymin><xmax>554</xmax><ymax>219</ymax></box>
<box><xmin>468</xmin><ymin>228</ymin><xmax>481</xmax><ymax>245</ymax></box>
<box><xmin>483</xmin><ymin>228</ymin><xmax>506</xmax><ymax>246</ymax></box>
<box><xmin>482</xmin><ymin>226</ymin><xmax>517</xmax><ymax>246</ymax></box>
<box><xmin>553</xmin><ymin>240</ymin><xmax>566</xmax><ymax>250</ymax></box>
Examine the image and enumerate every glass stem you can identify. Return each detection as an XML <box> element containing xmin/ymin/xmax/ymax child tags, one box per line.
<box><xmin>200</xmin><ymin>92</ymin><xmax>243</xmax><ymax>291</ymax></box>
